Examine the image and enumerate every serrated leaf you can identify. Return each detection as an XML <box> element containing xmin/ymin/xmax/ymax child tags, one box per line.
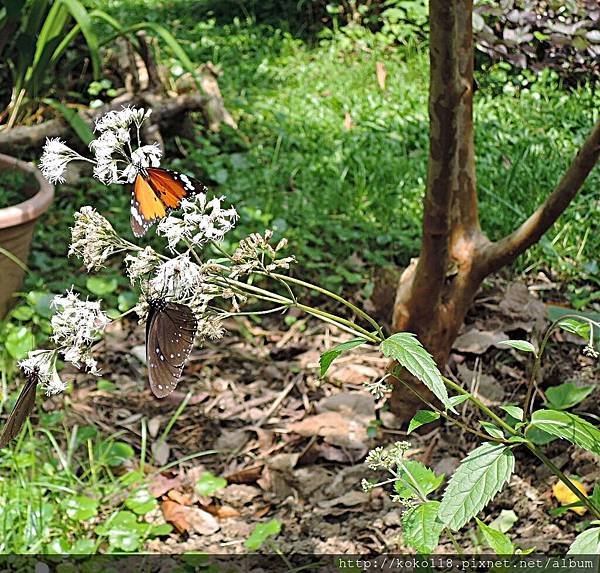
<box><xmin>545</xmin><ymin>382</ymin><xmax>594</xmax><ymax>411</ymax></box>
<box><xmin>500</xmin><ymin>405</ymin><xmax>524</xmax><ymax>421</ymax></box>
<box><xmin>402</xmin><ymin>501</ymin><xmax>443</xmax><ymax>553</ymax></box>
<box><xmin>439</xmin><ymin>442</ymin><xmax>515</xmax><ymax>531</ymax></box>
<box><xmin>480</xmin><ymin>421</ymin><xmax>504</xmax><ymax>439</ymax></box>
<box><xmin>407</xmin><ymin>410</ymin><xmax>440</xmax><ymax>434</ymax></box>
<box><xmin>319</xmin><ymin>338</ymin><xmax>367</xmax><ymax>377</ymax></box>
<box><xmin>568</xmin><ymin>527</ymin><xmax>600</xmax><ymax>554</ymax></box>
<box><xmin>497</xmin><ymin>340</ymin><xmax>537</xmax><ymax>354</ymax></box>
<box><xmin>380</xmin><ymin>333</ymin><xmax>451</xmax><ymax>410</ymax></box>
<box><xmin>476</xmin><ymin>518</ymin><xmax>515</xmax><ymax>555</ymax></box>
<box><xmin>394</xmin><ymin>460</ymin><xmax>444</xmax><ymax>499</ymax></box>
<box><xmin>529</xmin><ymin>410</ymin><xmax>600</xmax><ymax>456</ymax></box>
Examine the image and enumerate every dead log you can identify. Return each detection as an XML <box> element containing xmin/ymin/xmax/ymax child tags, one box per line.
<box><xmin>0</xmin><ymin>93</ymin><xmax>209</xmax><ymax>154</ymax></box>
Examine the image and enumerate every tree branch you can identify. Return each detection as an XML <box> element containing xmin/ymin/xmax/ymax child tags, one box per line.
<box><xmin>452</xmin><ymin>0</ymin><xmax>480</xmax><ymax>236</ymax></box>
<box><xmin>480</xmin><ymin>119</ymin><xmax>600</xmax><ymax>275</ymax></box>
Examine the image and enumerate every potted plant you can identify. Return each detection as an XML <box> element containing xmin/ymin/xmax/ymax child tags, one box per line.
<box><xmin>0</xmin><ymin>154</ymin><xmax>54</xmax><ymax>318</ymax></box>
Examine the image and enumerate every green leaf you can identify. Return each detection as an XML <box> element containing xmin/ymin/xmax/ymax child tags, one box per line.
<box><xmin>497</xmin><ymin>340</ymin><xmax>537</xmax><ymax>355</ymax></box>
<box><xmin>439</xmin><ymin>442</ymin><xmax>515</xmax><ymax>531</ymax></box>
<box><xmin>43</xmin><ymin>98</ymin><xmax>94</xmax><ymax>144</ymax></box>
<box><xmin>61</xmin><ymin>496</ymin><xmax>98</xmax><ymax>521</ymax></box>
<box><xmin>70</xmin><ymin>538</ymin><xmax>95</xmax><ymax>554</ymax></box>
<box><xmin>476</xmin><ymin>518</ymin><xmax>515</xmax><ymax>555</ymax></box>
<box><xmin>150</xmin><ymin>523</ymin><xmax>173</xmax><ymax>537</ymax></box>
<box><xmin>568</xmin><ymin>527</ymin><xmax>600</xmax><ymax>554</ymax></box>
<box><xmin>27</xmin><ymin>291</ymin><xmax>55</xmax><ymax>318</ymax></box>
<box><xmin>401</xmin><ymin>501</ymin><xmax>443</xmax><ymax>553</ymax></box>
<box><xmin>546</xmin><ymin>306</ymin><xmax>600</xmax><ymax>341</ymax></box>
<box><xmin>525</xmin><ymin>425</ymin><xmax>557</xmax><ymax>446</ymax></box>
<box><xmin>86</xmin><ymin>276</ymin><xmax>118</xmax><ymax>296</ymax></box>
<box><xmin>448</xmin><ymin>394</ymin><xmax>470</xmax><ymax>408</ymax></box>
<box><xmin>394</xmin><ymin>460</ymin><xmax>444</xmax><ymax>499</ymax></box>
<box><xmin>529</xmin><ymin>410</ymin><xmax>600</xmax><ymax>456</ymax></box>
<box><xmin>545</xmin><ymin>382</ymin><xmax>594</xmax><ymax>411</ymax></box>
<box><xmin>500</xmin><ymin>405</ymin><xmax>524</xmax><ymax>421</ymax></box>
<box><xmin>196</xmin><ymin>472</ymin><xmax>227</xmax><ymax>497</ymax></box>
<box><xmin>489</xmin><ymin>509</ymin><xmax>518</xmax><ymax>533</ymax></box>
<box><xmin>558</xmin><ymin>318</ymin><xmax>591</xmax><ymax>341</ymax></box>
<box><xmin>94</xmin><ymin>441</ymin><xmax>135</xmax><ymax>466</ymax></box>
<box><xmin>10</xmin><ymin>305</ymin><xmax>34</xmax><ymax>321</ymax></box>
<box><xmin>380</xmin><ymin>333</ymin><xmax>451</xmax><ymax>410</ymax></box>
<box><xmin>407</xmin><ymin>410</ymin><xmax>440</xmax><ymax>434</ymax></box>
<box><xmin>480</xmin><ymin>421</ymin><xmax>504</xmax><ymax>439</ymax></box>
<box><xmin>319</xmin><ymin>338</ymin><xmax>367</xmax><ymax>377</ymax></box>
<box><xmin>244</xmin><ymin>519</ymin><xmax>281</xmax><ymax>550</ymax></box>
<box><xmin>96</xmin><ymin>511</ymin><xmax>144</xmax><ymax>552</ymax></box>
<box><xmin>125</xmin><ymin>489</ymin><xmax>157</xmax><ymax>515</ymax></box>
<box><xmin>117</xmin><ymin>291</ymin><xmax>138</xmax><ymax>312</ymax></box>
<box><xmin>5</xmin><ymin>326</ymin><xmax>35</xmax><ymax>359</ymax></box>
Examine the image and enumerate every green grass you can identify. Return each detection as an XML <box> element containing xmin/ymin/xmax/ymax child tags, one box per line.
<box><xmin>79</xmin><ymin>4</ymin><xmax>599</xmax><ymax>293</ymax></box>
<box><xmin>0</xmin><ymin>3</ymin><xmax>599</xmax><ymax>552</ymax></box>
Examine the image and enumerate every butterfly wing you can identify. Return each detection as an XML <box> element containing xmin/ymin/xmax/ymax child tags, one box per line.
<box><xmin>0</xmin><ymin>374</ymin><xmax>38</xmax><ymax>448</ymax></box>
<box><xmin>146</xmin><ymin>168</ymin><xmax>206</xmax><ymax>208</ymax></box>
<box><xmin>131</xmin><ymin>174</ymin><xmax>167</xmax><ymax>237</ymax></box>
<box><xmin>146</xmin><ymin>300</ymin><xmax>198</xmax><ymax>398</ymax></box>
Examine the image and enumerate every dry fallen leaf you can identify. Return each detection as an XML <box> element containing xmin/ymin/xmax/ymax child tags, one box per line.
<box><xmin>453</xmin><ymin>329</ymin><xmax>508</xmax><ymax>354</ymax></box>
<box><xmin>148</xmin><ymin>474</ymin><xmax>182</xmax><ymax>498</ymax></box>
<box><xmin>376</xmin><ymin>61</ymin><xmax>387</xmax><ymax>90</ymax></box>
<box><xmin>161</xmin><ymin>500</ymin><xmax>190</xmax><ymax>533</ymax></box>
<box><xmin>343</xmin><ymin>112</ymin><xmax>354</xmax><ymax>130</ymax></box>
<box><xmin>167</xmin><ymin>489</ymin><xmax>193</xmax><ymax>506</ymax></box>
<box><xmin>161</xmin><ymin>500</ymin><xmax>220</xmax><ymax>534</ymax></box>
<box><xmin>552</xmin><ymin>479</ymin><xmax>587</xmax><ymax>515</ymax></box>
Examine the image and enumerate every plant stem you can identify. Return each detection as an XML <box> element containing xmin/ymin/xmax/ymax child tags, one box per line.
<box><xmin>443</xmin><ymin>376</ymin><xmax>600</xmax><ymax>519</ymax></box>
<box><xmin>526</xmin><ymin>442</ymin><xmax>600</xmax><ymax>519</ymax></box>
<box><xmin>221</xmin><ymin>277</ymin><xmax>381</xmax><ymax>342</ymax></box>
<box><xmin>393</xmin><ymin>372</ymin><xmax>507</xmax><ymax>444</ymax></box>
<box><xmin>442</xmin><ymin>376</ymin><xmax>519</xmax><ymax>437</ymax></box>
<box><xmin>523</xmin><ymin>313</ymin><xmax>600</xmax><ymax>419</ymax></box>
<box><xmin>268</xmin><ymin>272</ymin><xmax>385</xmax><ymax>340</ymax></box>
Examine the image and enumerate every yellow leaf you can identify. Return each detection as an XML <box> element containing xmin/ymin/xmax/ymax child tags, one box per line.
<box><xmin>552</xmin><ymin>479</ymin><xmax>588</xmax><ymax>516</ymax></box>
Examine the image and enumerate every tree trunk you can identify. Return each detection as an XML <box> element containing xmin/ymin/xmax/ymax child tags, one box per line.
<box><xmin>389</xmin><ymin>0</ymin><xmax>600</xmax><ymax>423</ymax></box>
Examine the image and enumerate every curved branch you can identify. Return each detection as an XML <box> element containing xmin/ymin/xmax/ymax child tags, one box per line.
<box><xmin>480</xmin><ymin>119</ymin><xmax>600</xmax><ymax>275</ymax></box>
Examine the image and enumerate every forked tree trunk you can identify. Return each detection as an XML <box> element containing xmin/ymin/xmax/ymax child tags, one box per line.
<box><xmin>389</xmin><ymin>0</ymin><xmax>600</xmax><ymax>422</ymax></box>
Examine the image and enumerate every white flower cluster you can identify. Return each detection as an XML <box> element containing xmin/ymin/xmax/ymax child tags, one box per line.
<box><xmin>156</xmin><ymin>195</ymin><xmax>239</xmax><ymax>253</ymax></box>
<box><xmin>38</xmin><ymin>138</ymin><xmax>89</xmax><ymax>184</ymax></box>
<box><xmin>31</xmin><ymin>105</ymin><xmax>296</xmax><ymax>397</ymax></box>
<box><xmin>18</xmin><ymin>350</ymin><xmax>64</xmax><ymax>395</ymax></box>
<box><xmin>124</xmin><ymin>246</ymin><xmax>162</xmax><ymax>284</ymax></box>
<box><xmin>230</xmin><ymin>230</ymin><xmax>295</xmax><ymax>278</ymax></box>
<box><xmin>50</xmin><ymin>289</ymin><xmax>111</xmax><ymax>374</ymax></box>
<box><xmin>69</xmin><ymin>206</ymin><xmax>130</xmax><ymax>270</ymax></box>
<box><xmin>39</xmin><ymin>106</ymin><xmax>160</xmax><ymax>186</ymax></box>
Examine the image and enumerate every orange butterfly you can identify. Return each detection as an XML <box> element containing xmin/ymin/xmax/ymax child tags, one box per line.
<box><xmin>130</xmin><ymin>167</ymin><xmax>206</xmax><ymax>237</ymax></box>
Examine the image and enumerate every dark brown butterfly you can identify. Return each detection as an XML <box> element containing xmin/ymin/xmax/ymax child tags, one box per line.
<box><xmin>146</xmin><ymin>298</ymin><xmax>198</xmax><ymax>398</ymax></box>
<box><xmin>0</xmin><ymin>371</ymin><xmax>39</xmax><ymax>448</ymax></box>
<box><xmin>130</xmin><ymin>168</ymin><xmax>207</xmax><ymax>237</ymax></box>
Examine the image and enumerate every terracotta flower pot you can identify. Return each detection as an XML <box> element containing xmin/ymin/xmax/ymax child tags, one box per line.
<box><xmin>0</xmin><ymin>153</ymin><xmax>54</xmax><ymax>318</ymax></box>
